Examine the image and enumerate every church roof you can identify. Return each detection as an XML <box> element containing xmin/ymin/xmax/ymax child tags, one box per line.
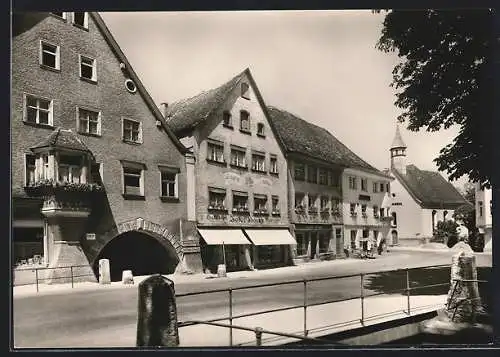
<box><xmin>392</xmin><ymin>164</ymin><xmax>469</xmax><ymax>209</ymax></box>
<box><xmin>391</xmin><ymin>125</ymin><xmax>407</xmax><ymax>149</ymax></box>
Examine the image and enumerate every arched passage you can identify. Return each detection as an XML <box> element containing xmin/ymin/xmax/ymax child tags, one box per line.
<box><xmin>391</xmin><ymin>230</ymin><xmax>398</xmax><ymax>245</ymax></box>
<box><xmin>93</xmin><ymin>230</ymin><xmax>180</xmax><ymax>281</ymax></box>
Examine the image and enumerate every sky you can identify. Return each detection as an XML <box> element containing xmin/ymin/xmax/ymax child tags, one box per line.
<box><xmin>99</xmin><ymin>10</ymin><xmax>467</xmax><ymax>188</ymax></box>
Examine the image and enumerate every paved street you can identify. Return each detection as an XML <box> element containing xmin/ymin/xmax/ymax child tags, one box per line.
<box><xmin>12</xmin><ymin>250</ymin><xmax>492</xmax><ymax>348</ymax></box>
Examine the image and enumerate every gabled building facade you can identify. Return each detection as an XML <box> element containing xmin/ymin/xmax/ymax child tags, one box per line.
<box><xmin>475</xmin><ymin>183</ymin><xmax>492</xmax><ymax>251</ymax></box>
<box><xmin>388</xmin><ymin>126</ymin><xmax>469</xmax><ymax>246</ymax></box>
<box><xmin>164</xmin><ymin>69</ymin><xmax>294</xmax><ymax>272</ymax></box>
<box><xmin>12</xmin><ymin>12</ymin><xmax>192</xmax><ymax>282</ymax></box>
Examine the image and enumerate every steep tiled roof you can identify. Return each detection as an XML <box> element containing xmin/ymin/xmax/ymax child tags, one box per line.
<box><xmin>391</xmin><ymin>125</ymin><xmax>407</xmax><ymax>149</ymax></box>
<box><xmin>31</xmin><ymin>128</ymin><xmax>92</xmax><ymax>154</ymax></box>
<box><xmin>393</xmin><ymin>164</ymin><xmax>468</xmax><ymax>209</ymax></box>
<box><xmin>267</xmin><ymin>106</ymin><xmax>387</xmax><ymax>175</ymax></box>
<box><xmin>165</xmin><ymin>70</ymin><xmax>246</xmax><ymax>135</ymax></box>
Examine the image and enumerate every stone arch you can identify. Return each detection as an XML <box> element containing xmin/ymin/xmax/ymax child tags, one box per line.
<box><xmin>90</xmin><ymin>217</ymin><xmax>183</xmax><ymax>267</ymax></box>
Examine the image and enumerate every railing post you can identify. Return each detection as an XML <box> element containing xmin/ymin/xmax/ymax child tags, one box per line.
<box><xmin>255</xmin><ymin>327</ymin><xmax>263</xmax><ymax>346</ymax></box>
<box><xmin>360</xmin><ymin>273</ymin><xmax>364</xmax><ymax>324</ymax></box>
<box><xmin>406</xmin><ymin>268</ymin><xmax>410</xmax><ymax>315</ymax></box>
<box><xmin>35</xmin><ymin>268</ymin><xmax>39</xmax><ymax>293</ymax></box>
<box><xmin>70</xmin><ymin>266</ymin><xmax>74</xmax><ymax>288</ymax></box>
<box><xmin>229</xmin><ymin>288</ymin><xmax>233</xmax><ymax>346</ymax></box>
<box><xmin>303</xmin><ymin>279</ymin><xmax>308</xmax><ymax>337</ymax></box>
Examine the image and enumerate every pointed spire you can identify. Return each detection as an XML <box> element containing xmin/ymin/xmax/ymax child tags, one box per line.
<box><xmin>391</xmin><ymin>125</ymin><xmax>407</xmax><ymax>149</ymax></box>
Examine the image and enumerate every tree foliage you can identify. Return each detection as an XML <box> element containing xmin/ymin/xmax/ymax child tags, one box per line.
<box><xmin>433</xmin><ymin>220</ymin><xmax>459</xmax><ymax>246</ymax></box>
<box><xmin>376</xmin><ymin>10</ymin><xmax>495</xmax><ymax>186</ymax></box>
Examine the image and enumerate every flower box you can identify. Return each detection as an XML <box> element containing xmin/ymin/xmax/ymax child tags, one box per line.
<box><xmin>25</xmin><ymin>179</ymin><xmax>104</xmax><ymax>199</ymax></box>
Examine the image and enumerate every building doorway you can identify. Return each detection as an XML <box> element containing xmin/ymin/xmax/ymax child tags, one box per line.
<box><xmin>391</xmin><ymin>230</ymin><xmax>399</xmax><ymax>245</ymax></box>
<box><xmin>310</xmin><ymin>232</ymin><xmax>318</xmax><ymax>259</ymax></box>
<box><xmin>93</xmin><ymin>230</ymin><xmax>180</xmax><ymax>281</ymax></box>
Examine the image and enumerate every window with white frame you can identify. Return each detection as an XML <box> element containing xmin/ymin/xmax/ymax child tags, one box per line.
<box><xmin>58</xmin><ymin>155</ymin><xmax>82</xmax><ymax>184</ymax></box>
<box><xmin>208</xmin><ymin>188</ymin><xmax>226</xmax><ymax>210</ymax></box>
<box><xmin>40</xmin><ymin>41</ymin><xmax>60</xmax><ymax>69</ymax></box>
<box><xmin>270</xmin><ymin>155</ymin><xmax>278</xmax><ymax>174</ymax></box>
<box><xmin>207</xmin><ymin>142</ymin><xmax>225</xmax><ymax>163</ymax></box>
<box><xmin>253</xmin><ymin>194</ymin><xmax>268</xmax><ymax>214</ymax></box>
<box><xmin>25</xmin><ymin>95</ymin><xmax>53</xmax><ymax>125</ymax></box>
<box><xmin>361</xmin><ymin>178</ymin><xmax>368</xmax><ymax>192</ymax></box>
<box><xmin>122</xmin><ymin>163</ymin><xmax>144</xmax><ymax>197</ymax></box>
<box><xmin>41</xmin><ymin>155</ymin><xmax>49</xmax><ymax>180</ymax></box>
<box><xmin>160</xmin><ymin>168</ymin><xmax>178</xmax><ymax>198</ymax></box>
<box><xmin>73</xmin><ymin>12</ymin><xmax>88</xmax><ymax>29</ymax></box>
<box><xmin>240</xmin><ymin>110</ymin><xmax>250</xmax><ymax>132</ymax></box>
<box><xmin>122</xmin><ymin>118</ymin><xmax>142</xmax><ymax>143</ymax></box>
<box><xmin>349</xmin><ymin>176</ymin><xmax>357</xmax><ymax>190</ymax></box>
<box><xmin>77</xmin><ymin>107</ymin><xmax>100</xmax><ymax>135</ymax></box>
<box><xmin>232</xmin><ymin>192</ymin><xmax>248</xmax><ymax>212</ymax></box>
<box><xmin>79</xmin><ymin>55</ymin><xmax>97</xmax><ymax>81</ymax></box>
<box><xmin>25</xmin><ymin>154</ymin><xmax>36</xmax><ymax>186</ymax></box>
<box><xmin>251</xmin><ymin>152</ymin><xmax>265</xmax><ymax>172</ymax></box>
<box><xmin>230</xmin><ymin>147</ymin><xmax>246</xmax><ymax>168</ymax></box>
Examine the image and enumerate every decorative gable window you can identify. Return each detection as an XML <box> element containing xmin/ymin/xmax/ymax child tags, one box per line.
<box><xmin>257</xmin><ymin>123</ymin><xmax>265</xmax><ymax>137</ymax></box>
<box><xmin>58</xmin><ymin>155</ymin><xmax>82</xmax><ymax>184</ymax></box>
<box><xmin>349</xmin><ymin>176</ymin><xmax>357</xmax><ymax>190</ymax></box>
<box><xmin>159</xmin><ymin>166</ymin><xmax>179</xmax><ymax>199</ymax></box>
<box><xmin>253</xmin><ymin>194</ymin><xmax>268</xmax><ymax>215</ymax></box>
<box><xmin>207</xmin><ymin>141</ymin><xmax>225</xmax><ymax>163</ymax></box>
<box><xmin>222</xmin><ymin>111</ymin><xmax>232</xmax><ymax>128</ymax></box>
<box><xmin>79</xmin><ymin>55</ymin><xmax>97</xmax><ymax>82</ymax></box>
<box><xmin>122</xmin><ymin>118</ymin><xmax>142</xmax><ymax>144</ymax></box>
<box><xmin>122</xmin><ymin>162</ymin><xmax>145</xmax><ymax>198</ymax></box>
<box><xmin>294</xmin><ymin>162</ymin><xmax>305</xmax><ymax>181</ymax></box>
<box><xmin>208</xmin><ymin>187</ymin><xmax>226</xmax><ymax>211</ymax></box>
<box><xmin>72</xmin><ymin>12</ymin><xmax>88</xmax><ymax>29</ymax></box>
<box><xmin>241</xmin><ymin>82</ymin><xmax>250</xmax><ymax>99</ymax></box>
<box><xmin>251</xmin><ymin>152</ymin><xmax>266</xmax><ymax>172</ymax></box>
<box><xmin>24</xmin><ymin>95</ymin><xmax>53</xmax><ymax>126</ymax></box>
<box><xmin>269</xmin><ymin>155</ymin><xmax>278</xmax><ymax>174</ymax></box>
<box><xmin>361</xmin><ymin>178</ymin><xmax>368</xmax><ymax>192</ymax></box>
<box><xmin>40</xmin><ymin>41</ymin><xmax>60</xmax><ymax>70</ymax></box>
<box><xmin>77</xmin><ymin>107</ymin><xmax>100</xmax><ymax>135</ymax></box>
<box><xmin>230</xmin><ymin>147</ymin><xmax>247</xmax><ymax>168</ymax></box>
<box><xmin>240</xmin><ymin>110</ymin><xmax>250</xmax><ymax>133</ymax></box>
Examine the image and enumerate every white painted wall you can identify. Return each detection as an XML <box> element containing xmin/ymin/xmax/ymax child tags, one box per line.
<box><xmin>389</xmin><ymin>174</ymin><xmax>422</xmax><ymax>239</ymax></box>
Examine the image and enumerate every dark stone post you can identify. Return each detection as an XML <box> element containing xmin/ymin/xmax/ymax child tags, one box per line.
<box><xmin>136</xmin><ymin>274</ymin><xmax>180</xmax><ymax>347</ymax></box>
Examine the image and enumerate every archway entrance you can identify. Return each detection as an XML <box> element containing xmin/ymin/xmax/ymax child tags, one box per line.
<box><xmin>93</xmin><ymin>230</ymin><xmax>180</xmax><ymax>281</ymax></box>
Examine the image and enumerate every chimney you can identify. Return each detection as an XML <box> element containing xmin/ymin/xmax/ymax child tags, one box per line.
<box><xmin>159</xmin><ymin>102</ymin><xmax>168</xmax><ymax>118</ymax></box>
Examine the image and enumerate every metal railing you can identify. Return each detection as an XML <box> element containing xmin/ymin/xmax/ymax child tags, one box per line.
<box><xmin>13</xmin><ymin>264</ymin><xmax>95</xmax><ymax>291</ymax></box>
<box><xmin>446</xmin><ymin>278</ymin><xmax>489</xmax><ymax>321</ymax></box>
<box><xmin>177</xmin><ymin>263</ymin><xmax>453</xmax><ymax>346</ymax></box>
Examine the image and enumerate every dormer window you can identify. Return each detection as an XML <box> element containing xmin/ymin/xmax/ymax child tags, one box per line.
<box><xmin>241</xmin><ymin>83</ymin><xmax>250</xmax><ymax>99</ymax></box>
<box><xmin>257</xmin><ymin>123</ymin><xmax>265</xmax><ymax>137</ymax></box>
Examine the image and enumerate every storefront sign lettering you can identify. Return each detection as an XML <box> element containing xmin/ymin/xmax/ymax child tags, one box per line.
<box><xmin>202</xmin><ymin>213</ymin><xmax>281</xmax><ymax>225</ymax></box>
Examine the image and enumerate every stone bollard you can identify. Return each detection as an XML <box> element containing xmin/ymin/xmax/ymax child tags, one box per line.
<box><xmin>98</xmin><ymin>259</ymin><xmax>111</xmax><ymax>284</ymax></box>
<box><xmin>122</xmin><ymin>270</ymin><xmax>134</xmax><ymax>285</ymax></box>
<box><xmin>217</xmin><ymin>264</ymin><xmax>227</xmax><ymax>278</ymax></box>
<box><xmin>136</xmin><ymin>274</ymin><xmax>179</xmax><ymax>347</ymax></box>
<box><xmin>445</xmin><ymin>251</ymin><xmax>482</xmax><ymax>323</ymax></box>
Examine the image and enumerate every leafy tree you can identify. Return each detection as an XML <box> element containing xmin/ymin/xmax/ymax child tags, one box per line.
<box><xmin>454</xmin><ymin>182</ymin><xmax>484</xmax><ymax>251</ymax></box>
<box><xmin>376</xmin><ymin>10</ymin><xmax>495</xmax><ymax>186</ymax></box>
<box><xmin>432</xmin><ymin>220</ymin><xmax>458</xmax><ymax>247</ymax></box>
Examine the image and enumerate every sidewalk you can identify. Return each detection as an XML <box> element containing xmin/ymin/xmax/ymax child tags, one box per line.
<box><xmin>389</xmin><ymin>245</ymin><xmax>492</xmax><ymax>255</ymax></box>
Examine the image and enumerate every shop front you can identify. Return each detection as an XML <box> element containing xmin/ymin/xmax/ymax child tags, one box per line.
<box><xmin>243</xmin><ymin>229</ymin><xmax>296</xmax><ymax>269</ymax></box>
<box><xmin>293</xmin><ymin>224</ymin><xmax>336</xmax><ymax>261</ymax></box>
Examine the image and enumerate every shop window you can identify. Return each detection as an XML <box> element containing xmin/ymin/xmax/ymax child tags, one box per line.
<box><xmin>40</xmin><ymin>41</ymin><xmax>60</xmax><ymax>70</ymax></box>
<box><xmin>318</xmin><ymin>232</ymin><xmax>329</xmax><ymax>254</ymax></box>
<box><xmin>350</xmin><ymin>230</ymin><xmax>357</xmax><ymax>249</ymax></box>
<box><xmin>58</xmin><ymin>155</ymin><xmax>82</xmax><ymax>183</ymax></box>
<box><xmin>251</xmin><ymin>152</ymin><xmax>266</xmax><ymax>172</ymax></box>
<box><xmin>296</xmin><ymin>233</ymin><xmax>308</xmax><ymax>256</ymax></box>
<box><xmin>230</xmin><ymin>147</ymin><xmax>247</xmax><ymax>168</ymax></box>
<box><xmin>232</xmin><ymin>192</ymin><xmax>248</xmax><ymax>212</ymax></box>
<box><xmin>77</xmin><ymin>107</ymin><xmax>100</xmax><ymax>135</ymax></box>
<box><xmin>307</xmin><ymin>165</ymin><xmax>317</xmax><ymax>183</ymax></box>
<box><xmin>294</xmin><ymin>162</ymin><xmax>305</xmax><ymax>181</ymax></box>
<box><xmin>24</xmin><ymin>95</ymin><xmax>53</xmax><ymax>126</ymax></box>
<box><xmin>208</xmin><ymin>188</ymin><xmax>226</xmax><ymax>211</ymax></box>
<box><xmin>207</xmin><ymin>141</ymin><xmax>225</xmax><ymax>163</ymax></box>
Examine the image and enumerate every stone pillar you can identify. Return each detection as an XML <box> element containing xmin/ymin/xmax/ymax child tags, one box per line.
<box><xmin>185</xmin><ymin>153</ymin><xmax>196</xmax><ymax>221</ymax></box>
<box><xmin>98</xmin><ymin>258</ymin><xmax>111</xmax><ymax>284</ymax></box>
<box><xmin>177</xmin><ymin>219</ymin><xmax>203</xmax><ymax>273</ymax></box>
<box><xmin>445</xmin><ymin>251</ymin><xmax>482</xmax><ymax>323</ymax></box>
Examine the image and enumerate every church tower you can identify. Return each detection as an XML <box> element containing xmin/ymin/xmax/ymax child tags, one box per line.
<box><xmin>390</xmin><ymin>125</ymin><xmax>407</xmax><ymax>175</ymax></box>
